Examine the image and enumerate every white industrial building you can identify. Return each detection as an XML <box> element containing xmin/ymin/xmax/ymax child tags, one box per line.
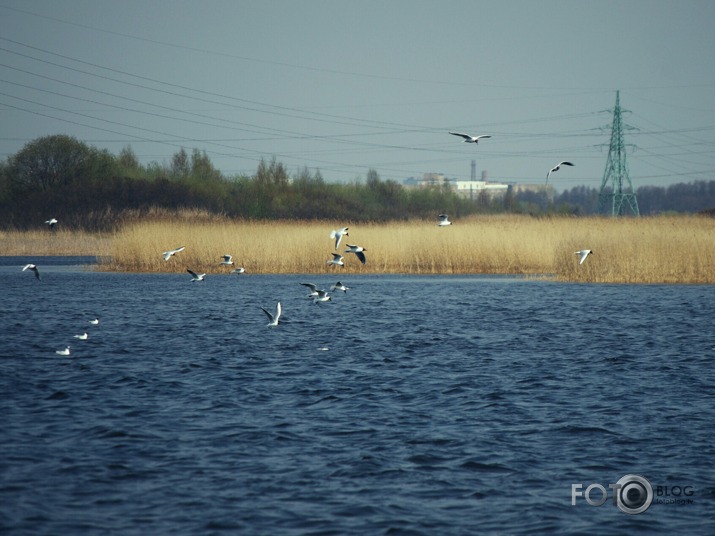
<box><xmin>404</xmin><ymin>161</ymin><xmax>511</xmax><ymax>200</ymax></box>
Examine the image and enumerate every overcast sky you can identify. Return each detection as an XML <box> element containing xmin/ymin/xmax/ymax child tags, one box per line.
<box><xmin>1</xmin><ymin>0</ymin><xmax>714</xmax><ymax>190</ymax></box>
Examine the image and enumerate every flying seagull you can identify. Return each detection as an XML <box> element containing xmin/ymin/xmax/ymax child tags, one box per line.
<box><xmin>74</xmin><ymin>333</ymin><xmax>89</xmax><ymax>340</ymax></box>
<box><xmin>437</xmin><ymin>214</ymin><xmax>452</xmax><ymax>226</ymax></box>
<box><xmin>449</xmin><ymin>132</ymin><xmax>491</xmax><ymax>144</ymax></box>
<box><xmin>327</xmin><ymin>253</ymin><xmax>345</xmax><ymax>267</ymax></box>
<box><xmin>187</xmin><ymin>269</ymin><xmax>206</xmax><ymax>282</ymax></box>
<box><xmin>261</xmin><ymin>301</ymin><xmax>282</xmax><ymax>327</ymax></box>
<box><xmin>44</xmin><ymin>218</ymin><xmax>58</xmax><ymax>228</ymax></box>
<box><xmin>55</xmin><ymin>346</ymin><xmax>71</xmax><ymax>356</ymax></box>
<box><xmin>575</xmin><ymin>249</ymin><xmax>593</xmax><ymax>265</ymax></box>
<box><xmin>219</xmin><ymin>254</ymin><xmax>234</xmax><ymax>266</ymax></box>
<box><xmin>546</xmin><ymin>161</ymin><xmax>574</xmax><ymax>184</ymax></box>
<box><xmin>330</xmin><ymin>227</ymin><xmax>349</xmax><ymax>250</ymax></box>
<box><xmin>162</xmin><ymin>246</ymin><xmax>185</xmax><ymax>261</ymax></box>
<box><xmin>22</xmin><ymin>263</ymin><xmax>41</xmax><ymax>280</ymax></box>
<box><xmin>300</xmin><ymin>282</ymin><xmax>321</xmax><ymax>298</ymax></box>
<box><xmin>344</xmin><ymin>244</ymin><xmax>367</xmax><ymax>265</ymax></box>
<box><xmin>330</xmin><ymin>281</ymin><xmax>350</xmax><ymax>293</ymax></box>
<box><xmin>313</xmin><ymin>289</ymin><xmax>332</xmax><ymax>304</ymax></box>
<box><xmin>231</xmin><ymin>267</ymin><xmax>246</xmax><ymax>274</ymax></box>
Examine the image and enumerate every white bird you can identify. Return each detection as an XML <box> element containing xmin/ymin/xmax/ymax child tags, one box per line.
<box><xmin>575</xmin><ymin>249</ymin><xmax>593</xmax><ymax>265</ymax></box>
<box><xmin>330</xmin><ymin>227</ymin><xmax>349</xmax><ymax>250</ymax></box>
<box><xmin>449</xmin><ymin>132</ymin><xmax>491</xmax><ymax>144</ymax></box>
<box><xmin>162</xmin><ymin>246</ymin><xmax>185</xmax><ymax>261</ymax></box>
<box><xmin>44</xmin><ymin>218</ymin><xmax>58</xmax><ymax>228</ymax></box>
<box><xmin>89</xmin><ymin>318</ymin><xmax>100</xmax><ymax>325</ymax></box>
<box><xmin>327</xmin><ymin>253</ymin><xmax>344</xmax><ymax>267</ymax></box>
<box><xmin>300</xmin><ymin>282</ymin><xmax>321</xmax><ymax>298</ymax></box>
<box><xmin>437</xmin><ymin>214</ymin><xmax>452</xmax><ymax>226</ymax></box>
<box><xmin>313</xmin><ymin>289</ymin><xmax>332</xmax><ymax>304</ymax></box>
<box><xmin>230</xmin><ymin>267</ymin><xmax>246</xmax><ymax>274</ymax></box>
<box><xmin>55</xmin><ymin>346</ymin><xmax>71</xmax><ymax>356</ymax></box>
<box><xmin>344</xmin><ymin>244</ymin><xmax>367</xmax><ymax>264</ymax></box>
<box><xmin>546</xmin><ymin>161</ymin><xmax>574</xmax><ymax>184</ymax></box>
<box><xmin>187</xmin><ymin>269</ymin><xmax>206</xmax><ymax>281</ymax></box>
<box><xmin>22</xmin><ymin>263</ymin><xmax>41</xmax><ymax>280</ymax></box>
<box><xmin>261</xmin><ymin>301</ymin><xmax>281</xmax><ymax>327</ymax></box>
<box><xmin>219</xmin><ymin>254</ymin><xmax>234</xmax><ymax>266</ymax></box>
<box><xmin>74</xmin><ymin>333</ymin><xmax>89</xmax><ymax>340</ymax></box>
<box><xmin>330</xmin><ymin>281</ymin><xmax>349</xmax><ymax>293</ymax></box>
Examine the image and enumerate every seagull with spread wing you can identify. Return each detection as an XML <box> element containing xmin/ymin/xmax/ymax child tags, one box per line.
<box><xmin>261</xmin><ymin>302</ymin><xmax>281</xmax><ymax>327</ymax></box>
<box><xmin>22</xmin><ymin>263</ymin><xmax>41</xmax><ymax>280</ymax></box>
<box><xmin>546</xmin><ymin>161</ymin><xmax>574</xmax><ymax>184</ymax></box>
<box><xmin>449</xmin><ymin>132</ymin><xmax>491</xmax><ymax>144</ymax></box>
<box><xmin>162</xmin><ymin>246</ymin><xmax>185</xmax><ymax>261</ymax></box>
<box><xmin>575</xmin><ymin>250</ymin><xmax>593</xmax><ymax>265</ymax></box>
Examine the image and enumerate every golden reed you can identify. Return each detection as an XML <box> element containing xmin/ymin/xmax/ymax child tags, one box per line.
<box><xmin>0</xmin><ymin>229</ymin><xmax>112</xmax><ymax>257</ymax></box>
<box><xmin>2</xmin><ymin>215</ymin><xmax>713</xmax><ymax>283</ymax></box>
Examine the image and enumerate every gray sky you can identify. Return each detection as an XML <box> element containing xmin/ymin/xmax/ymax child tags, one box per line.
<box><xmin>1</xmin><ymin>0</ymin><xmax>714</xmax><ymax>190</ymax></box>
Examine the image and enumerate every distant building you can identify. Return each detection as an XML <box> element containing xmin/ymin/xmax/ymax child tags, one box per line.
<box><xmin>452</xmin><ymin>180</ymin><xmax>509</xmax><ymax>199</ymax></box>
<box><xmin>422</xmin><ymin>172</ymin><xmax>449</xmax><ymax>186</ymax></box>
<box><xmin>403</xmin><ymin>171</ymin><xmax>511</xmax><ymax>200</ymax></box>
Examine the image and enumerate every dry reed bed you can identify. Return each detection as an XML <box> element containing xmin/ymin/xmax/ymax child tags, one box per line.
<box><xmin>0</xmin><ymin>229</ymin><xmax>113</xmax><ymax>257</ymax></box>
<box><xmin>96</xmin><ymin>215</ymin><xmax>715</xmax><ymax>284</ymax></box>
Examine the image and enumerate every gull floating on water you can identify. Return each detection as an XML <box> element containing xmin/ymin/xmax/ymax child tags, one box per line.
<box><xmin>261</xmin><ymin>301</ymin><xmax>281</xmax><ymax>327</ymax></box>
<box><xmin>344</xmin><ymin>244</ymin><xmax>367</xmax><ymax>265</ymax></box>
<box><xmin>231</xmin><ymin>267</ymin><xmax>246</xmax><ymax>274</ymax></box>
<box><xmin>437</xmin><ymin>214</ymin><xmax>452</xmax><ymax>226</ymax></box>
<box><xmin>575</xmin><ymin>249</ymin><xmax>593</xmax><ymax>265</ymax></box>
<box><xmin>44</xmin><ymin>218</ymin><xmax>58</xmax><ymax>228</ymax></box>
<box><xmin>187</xmin><ymin>269</ymin><xmax>206</xmax><ymax>281</ymax></box>
<box><xmin>56</xmin><ymin>346</ymin><xmax>71</xmax><ymax>356</ymax></box>
<box><xmin>89</xmin><ymin>318</ymin><xmax>100</xmax><ymax>325</ymax></box>
<box><xmin>330</xmin><ymin>227</ymin><xmax>349</xmax><ymax>250</ymax></box>
<box><xmin>74</xmin><ymin>333</ymin><xmax>89</xmax><ymax>340</ymax></box>
<box><xmin>546</xmin><ymin>161</ymin><xmax>574</xmax><ymax>184</ymax></box>
<box><xmin>327</xmin><ymin>253</ymin><xmax>344</xmax><ymax>267</ymax></box>
<box><xmin>330</xmin><ymin>281</ymin><xmax>349</xmax><ymax>293</ymax></box>
<box><xmin>219</xmin><ymin>254</ymin><xmax>234</xmax><ymax>266</ymax></box>
<box><xmin>22</xmin><ymin>263</ymin><xmax>41</xmax><ymax>280</ymax></box>
<box><xmin>449</xmin><ymin>132</ymin><xmax>492</xmax><ymax>144</ymax></box>
<box><xmin>162</xmin><ymin>246</ymin><xmax>185</xmax><ymax>261</ymax></box>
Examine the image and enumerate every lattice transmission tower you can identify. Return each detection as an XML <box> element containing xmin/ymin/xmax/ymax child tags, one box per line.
<box><xmin>598</xmin><ymin>91</ymin><xmax>640</xmax><ymax>216</ymax></box>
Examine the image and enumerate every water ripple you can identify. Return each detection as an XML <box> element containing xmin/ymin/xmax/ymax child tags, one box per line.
<box><xmin>1</xmin><ymin>274</ymin><xmax>713</xmax><ymax>534</ymax></box>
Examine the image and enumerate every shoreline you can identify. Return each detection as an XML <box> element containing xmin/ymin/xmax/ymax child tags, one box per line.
<box><xmin>3</xmin><ymin>256</ymin><xmax>712</xmax><ymax>285</ymax></box>
<box><xmin>2</xmin><ymin>215</ymin><xmax>714</xmax><ymax>284</ymax></box>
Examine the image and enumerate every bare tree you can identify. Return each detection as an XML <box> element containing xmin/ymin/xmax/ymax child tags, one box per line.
<box><xmin>8</xmin><ymin>135</ymin><xmax>93</xmax><ymax>191</ymax></box>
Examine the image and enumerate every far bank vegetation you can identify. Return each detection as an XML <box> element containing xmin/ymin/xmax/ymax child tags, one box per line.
<box><xmin>1</xmin><ymin>135</ymin><xmax>714</xmax><ymax>283</ymax></box>
<box><xmin>2</xmin><ymin>135</ymin><xmax>715</xmax><ymax>232</ymax></box>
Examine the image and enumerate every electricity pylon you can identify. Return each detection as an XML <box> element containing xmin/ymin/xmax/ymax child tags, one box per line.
<box><xmin>598</xmin><ymin>91</ymin><xmax>640</xmax><ymax>216</ymax></box>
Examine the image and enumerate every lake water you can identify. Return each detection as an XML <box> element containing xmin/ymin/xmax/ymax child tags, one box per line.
<box><xmin>1</xmin><ymin>258</ymin><xmax>714</xmax><ymax>534</ymax></box>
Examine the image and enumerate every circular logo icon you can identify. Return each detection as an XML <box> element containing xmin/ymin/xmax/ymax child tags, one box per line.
<box><xmin>614</xmin><ymin>474</ymin><xmax>653</xmax><ymax>515</ymax></box>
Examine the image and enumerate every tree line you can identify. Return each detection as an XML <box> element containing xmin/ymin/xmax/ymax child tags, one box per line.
<box><xmin>0</xmin><ymin>135</ymin><xmax>712</xmax><ymax>230</ymax></box>
<box><xmin>518</xmin><ymin>181</ymin><xmax>715</xmax><ymax>216</ymax></box>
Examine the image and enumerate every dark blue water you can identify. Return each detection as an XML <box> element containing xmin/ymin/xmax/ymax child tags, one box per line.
<box><xmin>1</xmin><ymin>260</ymin><xmax>714</xmax><ymax>534</ymax></box>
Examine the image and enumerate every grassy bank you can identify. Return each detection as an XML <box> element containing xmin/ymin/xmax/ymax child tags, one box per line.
<box><xmin>3</xmin><ymin>215</ymin><xmax>714</xmax><ymax>283</ymax></box>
